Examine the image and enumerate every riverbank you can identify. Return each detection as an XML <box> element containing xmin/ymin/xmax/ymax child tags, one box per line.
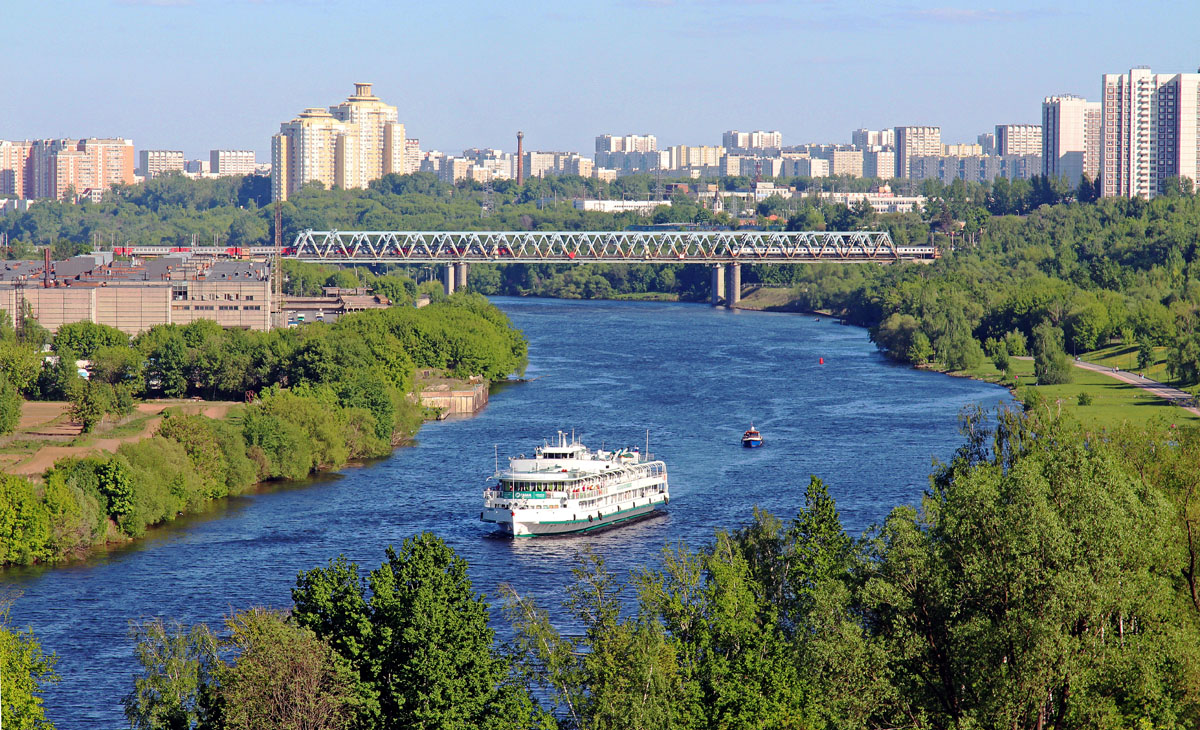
<box><xmin>734</xmin><ymin>286</ymin><xmax>1200</xmax><ymax>429</ymax></box>
<box><xmin>0</xmin><ymin>376</ymin><xmax>491</xmax><ymax>568</ymax></box>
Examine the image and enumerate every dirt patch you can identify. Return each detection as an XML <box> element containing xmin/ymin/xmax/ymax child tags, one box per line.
<box><xmin>6</xmin><ymin>399</ymin><xmax>240</xmax><ymax>478</ymax></box>
<box><xmin>17</xmin><ymin>401</ymin><xmax>68</xmax><ymax>431</ymax></box>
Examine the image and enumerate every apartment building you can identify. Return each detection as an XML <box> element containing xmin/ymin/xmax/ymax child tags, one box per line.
<box><xmin>894</xmin><ymin>126</ymin><xmax>942</xmax><ymax>178</ymax></box>
<box><xmin>863</xmin><ymin>148</ymin><xmax>896</xmax><ymax>180</ymax></box>
<box><xmin>995</xmin><ymin>124</ymin><xmax>1043</xmax><ymax>156</ymax></box>
<box><xmin>27</xmin><ymin>138</ymin><xmax>135</xmax><ymax>201</ymax></box>
<box><xmin>977</xmin><ymin>132</ymin><xmax>997</xmax><ymax>155</ymax></box>
<box><xmin>403</xmin><ymin>139</ymin><xmax>422</xmax><ymax>174</ymax></box>
<box><xmin>851</xmin><ymin>128</ymin><xmax>894</xmax><ymax>148</ymax></box>
<box><xmin>209</xmin><ymin>150</ymin><xmax>256</xmax><ymax>176</ymax></box>
<box><xmin>669</xmin><ymin>145</ymin><xmax>724</xmax><ymax>169</ymax></box>
<box><xmin>1042</xmin><ymin>95</ymin><xmax>1101</xmax><ymax>184</ymax></box>
<box><xmin>722</xmin><ymin>130</ymin><xmax>782</xmax><ymax>151</ymax></box>
<box><xmin>595</xmin><ymin>134</ymin><xmax>657</xmax><ymax>154</ymax></box>
<box><xmin>1101</xmin><ymin>67</ymin><xmax>1200</xmax><ymax>199</ymax></box>
<box><xmin>140</xmin><ymin>150</ymin><xmax>185</xmax><ymax>178</ymax></box>
<box><xmin>271</xmin><ymin>82</ymin><xmax>406</xmax><ymax>200</ymax></box>
<box><xmin>944</xmin><ymin>143</ymin><xmax>983</xmax><ymax>156</ymax></box>
<box><xmin>0</xmin><ymin>140</ymin><xmax>35</xmax><ymax>199</ymax></box>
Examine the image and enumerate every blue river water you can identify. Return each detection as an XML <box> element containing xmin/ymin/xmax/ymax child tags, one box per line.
<box><xmin>1</xmin><ymin>297</ymin><xmax>1008</xmax><ymax>728</ymax></box>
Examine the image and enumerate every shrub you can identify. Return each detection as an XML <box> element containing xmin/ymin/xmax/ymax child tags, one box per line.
<box><xmin>0</xmin><ymin>376</ymin><xmax>22</xmax><ymax>436</ymax></box>
<box><xmin>1077</xmin><ymin>391</ymin><xmax>1093</xmax><ymax>406</ymax></box>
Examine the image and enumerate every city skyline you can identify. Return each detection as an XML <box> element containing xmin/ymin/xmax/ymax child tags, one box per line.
<box><xmin>6</xmin><ymin>1</ymin><xmax>1200</xmax><ymax>159</ymax></box>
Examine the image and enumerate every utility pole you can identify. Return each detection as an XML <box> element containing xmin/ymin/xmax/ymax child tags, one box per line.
<box><xmin>273</xmin><ymin>200</ymin><xmax>283</xmax><ymax>328</ymax></box>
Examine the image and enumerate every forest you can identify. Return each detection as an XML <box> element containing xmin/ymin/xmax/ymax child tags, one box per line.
<box><xmin>0</xmin><ymin>292</ymin><xmax>528</xmax><ymax>567</ymax></box>
<box><xmin>7</xmin><ymin>406</ymin><xmax>1200</xmax><ymax>730</ymax></box>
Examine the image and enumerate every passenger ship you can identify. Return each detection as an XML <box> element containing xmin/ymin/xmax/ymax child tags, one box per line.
<box><xmin>481</xmin><ymin>431</ymin><xmax>669</xmax><ymax>537</ymax></box>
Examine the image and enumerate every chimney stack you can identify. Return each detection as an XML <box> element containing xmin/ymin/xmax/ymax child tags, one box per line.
<box><xmin>43</xmin><ymin>247</ymin><xmax>50</xmax><ymax>288</ymax></box>
<box><xmin>516</xmin><ymin>131</ymin><xmax>525</xmax><ymax>186</ymax></box>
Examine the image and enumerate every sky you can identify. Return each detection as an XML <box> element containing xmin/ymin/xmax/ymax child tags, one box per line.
<box><xmin>5</xmin><ymin>0</ymin><xmax>1199</xmax><ymax>161</ymax></box>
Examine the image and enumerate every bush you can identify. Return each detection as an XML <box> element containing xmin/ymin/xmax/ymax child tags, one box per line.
<box><xmin>0</xmin><ymin>376</ymin><xmax>22</xmax><ymax>436</ymax></box>
<box><xmin>1077</xmin><ymin>391</ymin><xmax>1093</xmax><ymax>406</ymax></box>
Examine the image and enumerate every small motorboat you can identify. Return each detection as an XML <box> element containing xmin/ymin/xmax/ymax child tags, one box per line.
<box><xmin>742</xmin><ymin>425</ymin><xmax>763</xmax><ymax>448</ymax></box>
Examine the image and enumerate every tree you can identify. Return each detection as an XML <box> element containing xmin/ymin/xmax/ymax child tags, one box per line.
<box><xmin>68</xmin><ymin>378</ymin><xmax>111</xmax><ymax>433</ymax></box>
<box><xmin>1</xmin><ymin>595</ymin><xmax>59</xmax><ymax>729</ymax></box>
<box><xmin>1032</xmin><ymin>320</ymin><xmax>1073</xmax><ymax>385</ymax></box>
<box><xmin>292</xmin><ymin>536</ymin><xmax>540</xmax><ymax>730</ymax></box>
<box><xmin>0</xmin><ymin>375</ymin><xmax>22</xmax><ymax>435</ymax></box>
<box><xmin>218</xmin><ymin>609</ymin><xmax>356</xmax><ymax>730</ymax></box>
<box><xmin>1138</xmin><ymin>341</ymin><xmax>1154</xmax><ymax>372</ymax></box>
<box><xmin>52</xmin><ymin>321</ymin><xmax>127</xmax><ymax>359</ymax></box>
<box><xmin>123</xmin><ymin>618</ymin><xmax>220</xmax><ymax>730</ymax></box>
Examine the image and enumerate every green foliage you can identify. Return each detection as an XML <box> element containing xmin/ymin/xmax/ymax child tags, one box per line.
<box><xmin>52</xmin><ymin>321</ymin><xmax>127</xmax><ymax>359</ymax></box>
<box><xmin>1077</xmin><ymin>390</ymin><xmax>1093</xmax><ymax>405</ymax></box>
<box><xmin>1</xmin><ymin>599</ymin><xmax>59</xmax><ymax>729</ymax></box>
<box><xmin>292</xmin><ymin>535</ymin><xmax>543</xmax><ymax>730</ymax></box>
<box><xmin>1033</xmin><ymin>320</ymin><xmax>1074</xmax><ymax>385</ymax></box>
<box><xmin>68</xmin><ymin>378</ymin><xmax>111</xmax><ymax>433</ymax></box>
<box><xmin>0</xmin><ymin>375</ymin><xmax>22</xmax><ymax>435</ymax></box>
<box><xmin>218</xmin><ymin>608</ymin><xmax>356</xmax><ymax>730</ymax></box>
<box><xmin>0</xmin><ymin>475</ymin><xmax>52</xmax><ymax>566</ymax></box>
<box><xmin>123</xmin><ymin>618</ymin><xmax>220</xmax><ymax>730</ymax></box>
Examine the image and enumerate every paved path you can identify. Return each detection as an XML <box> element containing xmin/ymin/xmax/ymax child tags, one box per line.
<box><xmin>1074</xmin><ymin>359</ymin><xmax>1200</xmax><ymax>417</ymax></box>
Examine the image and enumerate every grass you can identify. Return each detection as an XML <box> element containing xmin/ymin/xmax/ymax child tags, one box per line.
<box><xmin>942</xmin><ymin>356</ymin><xmax>1200</xmax><ymax>429</ymax></box>
<box><xmin>70</xmin><ymin>411</ymin><xmax>159</xmax><ymax>446</ymax></box>
<box><xmin>1080</xmin><ymin>343</ymin><xmax>1173</xmax><ymax>384</ymax></box>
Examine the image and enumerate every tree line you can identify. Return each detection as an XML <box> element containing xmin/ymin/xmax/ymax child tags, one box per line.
<box><xmin>0</xmin><ymin>293</ymin><xmax>528</xmax><ymax>566</ymax></box>
<box><xmin>8</xmin><ymin>406</ymin><xmax>1200</xmax><ymax>729</ymax></box>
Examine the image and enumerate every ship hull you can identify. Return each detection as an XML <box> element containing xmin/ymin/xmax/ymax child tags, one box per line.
<box><xmin>483</xmin><ymin>497</ymin><xmax>667</xmax><ymax>537</ymax></box>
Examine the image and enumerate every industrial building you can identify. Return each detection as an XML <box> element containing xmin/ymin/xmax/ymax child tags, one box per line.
<box><xmin>0</xmin><ymin>253</ymin><xmax>272</xmax><ymax>334</ymax></box>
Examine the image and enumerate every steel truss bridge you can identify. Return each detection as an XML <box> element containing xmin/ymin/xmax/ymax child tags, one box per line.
<box><xmin>287</xmin><ymin>229</ymin><xmax>935</xmax><ymax>264</ymax></box>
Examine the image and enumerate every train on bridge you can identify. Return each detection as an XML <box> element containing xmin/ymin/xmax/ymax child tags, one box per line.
<box><xmin>112</xmin><ymin>245</ymin><xmax>293</xmax><ymax>258</ymax></box>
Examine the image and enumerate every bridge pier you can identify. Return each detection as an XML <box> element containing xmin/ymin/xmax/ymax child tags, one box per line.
<box><xmin>724</xmin><ymin>263</ymin><xmax>741</xmax><ymax>309</ymax></box>
<box><xmin>711</xmin><ymin>265</ymin><xmax>725</xmax><ymax>306</ymax></box>
<box><xmin>455</xmin><ymin>262</ymin><xmax>468</xmax><ymax>291</ymax></box>
<box><xmin>443</xmin><ymin>263</ymin><xmax>456</xmax><ymax>296</ymax></box>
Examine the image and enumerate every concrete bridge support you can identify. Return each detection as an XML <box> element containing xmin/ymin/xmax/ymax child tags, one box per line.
<box><xmin>443</xmin><ymin>263</ymin><xmax>456</xmax><ymax>295</ymax></box>
<box><xmin>711</xmin><ymin>264</ymin><xmax>725</xmax><ymax>306</ymax></box>
<box><xmin>455</xmin><ymin>262</ymin><xmax>469</xmax><ymax>291</ymax></box>
<box><xmin>724</xmin><ymin>263</ymin><xmax>741</xmax><ymax>309</ymax></box>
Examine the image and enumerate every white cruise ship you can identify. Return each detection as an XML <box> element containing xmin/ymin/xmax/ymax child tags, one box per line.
<box><xmin>481</xmin><ymin>431</ymin><xmax>669</xmax><ymax>537</ymax></box>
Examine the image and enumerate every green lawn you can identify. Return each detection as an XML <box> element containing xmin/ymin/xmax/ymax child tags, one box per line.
<box><xmin>945</xmin><ymin>357</ymin><xmax>1200</xmax><ymax>430</ymax></box>
<box><xmin>1080</xmin><ymin>343</ymin><xmax>1172</xmax><ymax>383</ymax></box>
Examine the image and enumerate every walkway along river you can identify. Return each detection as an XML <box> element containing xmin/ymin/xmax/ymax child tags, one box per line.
<box><xmin>1</xmin><ymin>297</ymin><xmax>1009</xmax><ymax>728</ymax></box>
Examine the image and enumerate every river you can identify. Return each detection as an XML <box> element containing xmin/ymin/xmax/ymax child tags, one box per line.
<box><xmin>2</xmin><ymin>297</ymin><xmax>1008</xmax><ymax>728</ymax></box>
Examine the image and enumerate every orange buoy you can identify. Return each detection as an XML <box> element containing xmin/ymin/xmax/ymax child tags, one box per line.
<box><xmin>819</xmin><ymin>357</ymin><xmax>824</xmax><ymax>364</ymax></box>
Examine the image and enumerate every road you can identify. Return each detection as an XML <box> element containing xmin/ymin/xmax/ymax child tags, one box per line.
<box><xmin>1074</xmin><ymin>359</ymin><xmax>1200</xmax><ymax>417</ymax></box>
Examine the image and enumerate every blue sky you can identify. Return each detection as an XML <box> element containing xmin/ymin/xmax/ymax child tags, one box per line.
<box><xmin>5</xmin><ymin>0</ymin><xmax>1199</xmax><ymax>160</ymax></box>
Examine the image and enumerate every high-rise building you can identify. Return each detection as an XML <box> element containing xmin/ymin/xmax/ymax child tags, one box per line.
<box><xmin>994</xmin><ymin>124</ymin><xmax>1043</xmax><ymax>156</ymax></box>
<box><xmin>1042</xmin><ymin>95</ymin><xmax>1101</xmax><ymax>184</ymax></box>
<box><xmin>209</xmin><ymin>150</ymin><xmax>256</xmax><ymax>176</ymax></box>
<box><xmin>851</xmin><ymin>128</ymin><xmax>894</xmax><ymax>148</ymax></box>
<box><xmin>595</xmin><ymin>134</ymin><xmax>657</xmax><ymax>154</ymax></box>
<box><xmin>722</xmin><ymin>130</ymin><xmax>782</xmax><ymax>151</ymax></box>
<box><xmin>943</xmin><ymin>143</ymin><xmax>983</xmax><ymax>156</ymax></box>
<box><xmin>0</xmin><ymin>140</ymin><xmax>35</xmax><ymax>199</ymax></box>
<box><xmin>1101</xmin><ymin>67</ymin><xmax>1200</xmax><ymax>199</ymax></box>
<box><xmin>139</xmin><ymin>150</ymin><xmax>184</xmax><ymax>178</ymax></box>
<box><xmin>30</xmin><ymin>138</ymin><xmax>134</xmax><ymax>200</ymax></box>
<box><xmin>863</xmin><ymin>148</ymin><xmax>896</xmax><ymax>180</ymax></box>
<box><xmin>894</xmin><ymin>126</ymin><xmax>942</xmax><ymax>178</ymax></box>
<box><xmin>977</xmin><ymin>132</ymin><xmax>996</xmax><ymax>155</ymax></box>
<box><xmin>271</xmin><ymin>82</ymin><xmax>406</xmax><ymax>201</ymax></box>
<box><xmin>403</xmin><ymin>139</ymin><xmax>422</xmax><ymax>174</ymax></box>
<box><xmin>669</xmin><ymin>145</ymin><xmax>724</xmax><ymax>169</ymax></box>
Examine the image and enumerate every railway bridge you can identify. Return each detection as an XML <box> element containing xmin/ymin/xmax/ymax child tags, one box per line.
<box><xmin>287</xmin><ymin>229</ymin><xmax>937</xmax><ymax>307</ymax></box>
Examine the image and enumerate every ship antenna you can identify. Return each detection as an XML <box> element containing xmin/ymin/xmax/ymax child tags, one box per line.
<box><xmin>494</xmin><ymin>444</ymin><xmax>499</xmax><ymax>477</ymax></box>
<box><xmin>646</xmin><ymin>428</ymin><xmax>650</xmax><ymax>459</ymax></box>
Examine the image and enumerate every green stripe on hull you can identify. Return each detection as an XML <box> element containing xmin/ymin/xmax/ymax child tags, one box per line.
<box><xmin>511</xmin><ymin>510</ymin><xmax>657</xmax><ymax>537</ymax></box>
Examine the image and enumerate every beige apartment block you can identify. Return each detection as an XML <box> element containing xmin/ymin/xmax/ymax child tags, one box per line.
<box><xmin>1101</xmin><ymin>67</ymin><xmax>1200</xmax><ymax>199</ymax></box>
<box><xmin>994</xmin><ymin>124</ymin><xmax>1043</xmax><ymax>156</ymax></box>
<box><xmin>0</xmin><ymin>140</ymin><xmax>35</xmax><ymax>199</ymax></box>
<box><xmin>209</xmin><ymin>149</ymin><xmax>256</xmax><ymax>176</ymax></box>
<box><xmin>1042</xmin><ymin>95</ymin><xmax>1101</xmax><ymax>184</ymax></box>
<box><xmin>31</xmin><ymin>138</ymin><xmax>134</xmax><ymax>200</ymax></box>
<box><xmin>140</xmin><ymin>149</ymin><xmax>185</xmax><ymax>178</ymax></box>
<box><xmin>272</xmin><ymin>83</ymin><xmax>406</xmax><ymax>200</ymax></box>
<box><xmin>894</xmin><ymin>126</ymin><xmax>942</xmax><ymax>178</ymax></box>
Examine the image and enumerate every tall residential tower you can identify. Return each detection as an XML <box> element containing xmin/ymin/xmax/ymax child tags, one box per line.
<box><xmin>1042</xmin><ymin>95</ymin><xmax>1101</xmax><ymax>184</ymax></box>
<box><xmin>1101</xmin><ymin>67</ymin><xmax>1200</xmax><ymax>199</ymax></box>
<box><xmin>271</xmin><ymin>83</ymin><xmax>406</xmax><ymax>201</ymax></box>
